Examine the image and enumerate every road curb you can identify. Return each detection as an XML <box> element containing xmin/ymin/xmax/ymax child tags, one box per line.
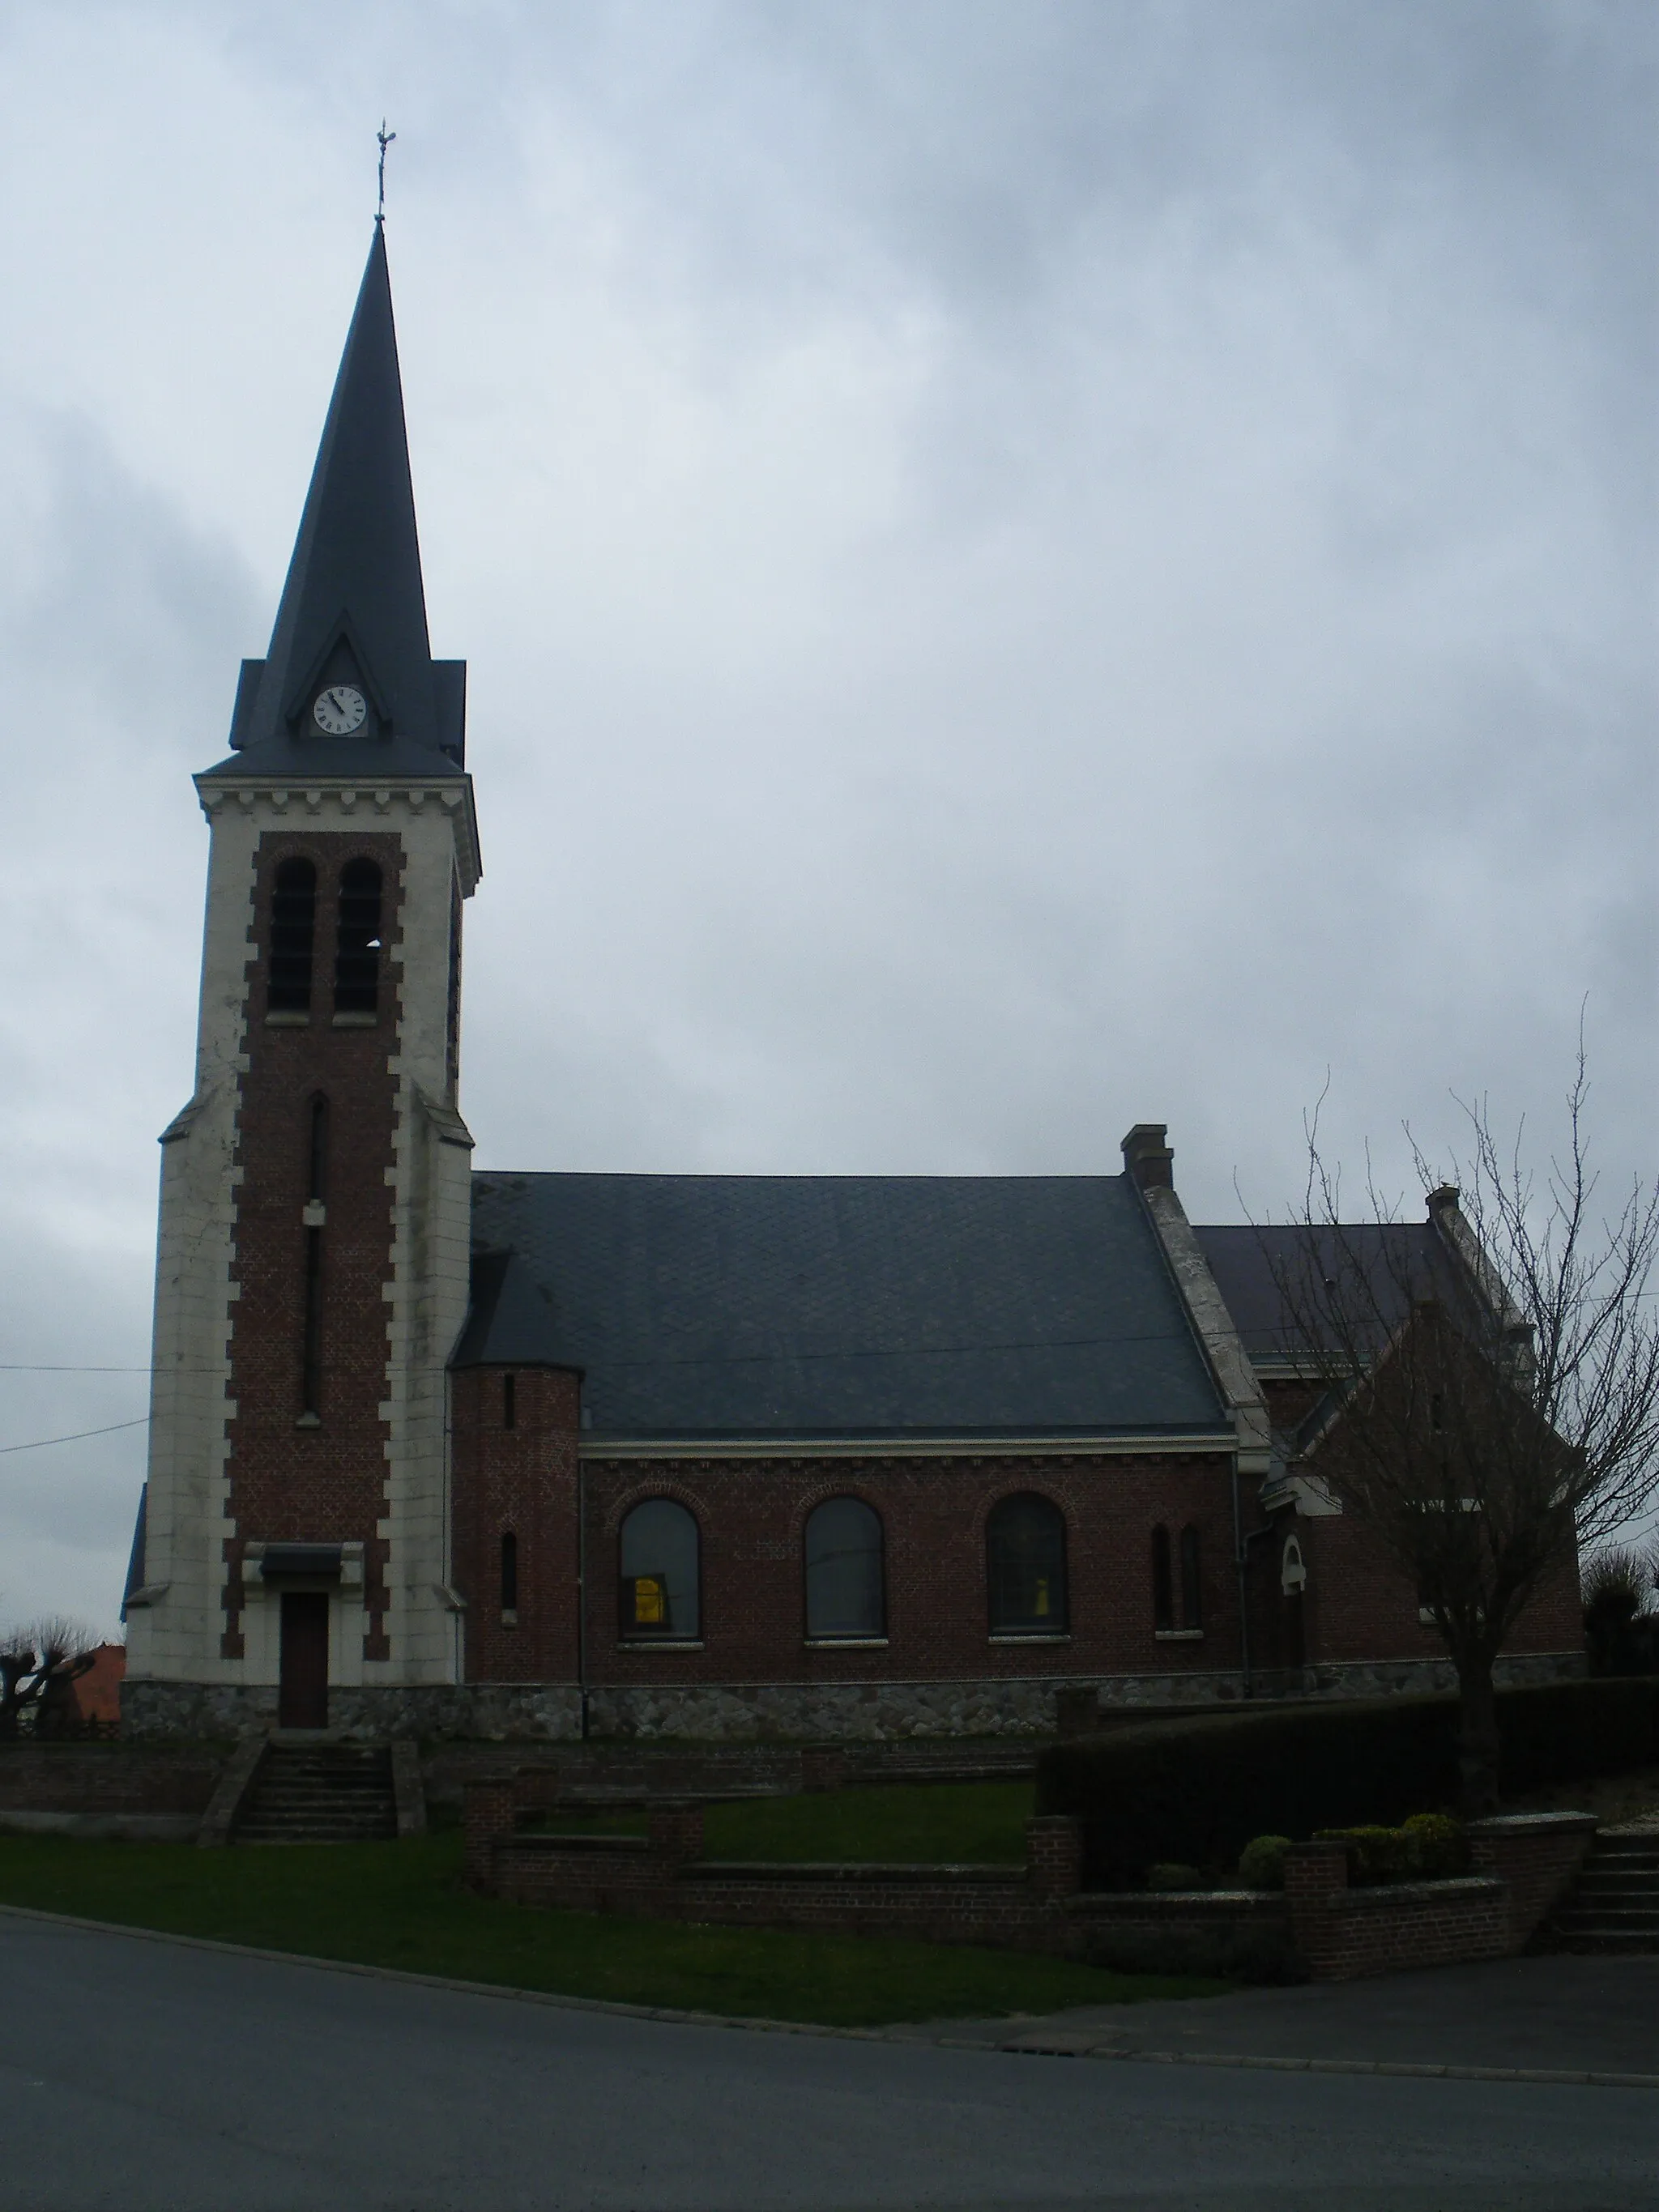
<box><xmin>2</xmin><ymin>1901</ymin><xmax>1654</xmax><ymax>2089</ymax></box>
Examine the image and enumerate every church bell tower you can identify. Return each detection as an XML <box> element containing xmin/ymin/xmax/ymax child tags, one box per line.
<box><xmin>123</xmin><ymin>228</ymin><xmax>480</xmax><ymax>1735</ymax></box>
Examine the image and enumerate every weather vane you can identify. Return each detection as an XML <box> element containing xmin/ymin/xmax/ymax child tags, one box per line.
<box><xmin>377</xmin><ymin>120</ymin><xmax>397</xmax><ymax>224</ymax></box>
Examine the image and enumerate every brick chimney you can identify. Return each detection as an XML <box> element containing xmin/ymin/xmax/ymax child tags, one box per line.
<box><xmin>1121</xmin><ymin>1123</ymin><xmax>1175</xmax><ymax>1191</ymax></box>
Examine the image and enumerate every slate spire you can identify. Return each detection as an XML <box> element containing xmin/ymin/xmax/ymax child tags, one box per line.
<box><xmin>212</xmin><ymin>225</ymin><xmax>465</xmax><ymax>773</ymax></box>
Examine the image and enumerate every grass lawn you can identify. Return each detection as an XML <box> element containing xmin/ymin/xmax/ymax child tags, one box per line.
<box><xmin>535</xmin><ymin>1781</ymin><xmax>1034</xmax><ymax>1865</ymax></box>
<box><xmin>0</xmin><ymin>1830</ymin><xmax>1226</xmax><ymax>2027</ymax></box>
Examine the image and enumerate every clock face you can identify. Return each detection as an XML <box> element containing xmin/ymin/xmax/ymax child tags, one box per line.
<box><xmin>313</xmin><ymin>684</ymin><xmax>367</xmax><ymax>735</ymax></box>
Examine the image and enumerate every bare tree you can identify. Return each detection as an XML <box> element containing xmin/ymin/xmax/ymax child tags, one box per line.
<box><xmin>1265</xmin><ymin>1060</ymin><xmax>1659</xmax><ymax>1814</ymax></box>
<box><xmin>0</xmin><ymin>1617</ymin><xmax>100</xmax><ymax>1741</ymax></box>
<box><xmin>1581</xmin><ymin>1541</ymin><xmax>1659</xmax><ymax>1677</ymax></box>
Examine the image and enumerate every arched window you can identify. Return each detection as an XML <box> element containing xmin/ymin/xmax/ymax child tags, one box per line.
<box><xmin>268</xmin><ymin>858</ymin><xmax>317</xmax><ymax>1012</ymax></box>
<box><xmin>500</xmin><ymin>1531</ymin><xmax>518</xmax><ymax>1616</ymax></box>
<box><xmin>987</xmin><ymin>1494</ymin><xmax>1067</xmax><ymax>1635</ymax></box>
<box><xmin>1151</xmin><ymin>1525</ymin><xmax>1174</xmax><ymax>1632</ymax></box>
<box><xmin>619</xmin><ymin>1498</ymin><xmax>700</xmax><ymax>1639</ymax></box>
<box><xmin>334</xmin><ymin>858</ymin><xmax>382</xmax><ymax>1015</ymax></box>
<box><xmin>1179</xmin><ymin>1525</ymin><xmax>1203</xmax><ymax>1631</ymax></box>
<box><xmin>804</xmin><ymin>1498</ymin><xmax>884</xmax><ymax>1641</ymax></box>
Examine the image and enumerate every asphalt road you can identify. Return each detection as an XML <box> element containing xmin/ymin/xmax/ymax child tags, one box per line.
<box><xmin>3</xmin><ymin>1916</ymin><xmax>1656</xmax><ymax>2211</ymax></box>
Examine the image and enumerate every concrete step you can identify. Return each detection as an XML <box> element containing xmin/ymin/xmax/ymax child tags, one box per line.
<box><xmin>1546</xmin><ymin>1829</ymin><xmax>1659</xmax><ymax>1955</ymax></box>
<box><xmin>1552</xmin><ymin>1928</ymin><xmax>1659</xmax><ymax>1953</ymax></box>
<box><xmin>234</xmin><ymin>1742</ymin><xmax>397</xmax><ymax>1846</ymax></box>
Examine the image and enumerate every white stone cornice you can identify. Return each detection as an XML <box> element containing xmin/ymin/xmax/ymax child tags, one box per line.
<box><xmin>580</xmin><ymin>1431</ymin><xmax>1242</xmax><ymax>1463</ymax></box>
<box><xmin>194</xmin><ymin>774</ymin><xmax>482</xmax><ymax>893</ymax></box>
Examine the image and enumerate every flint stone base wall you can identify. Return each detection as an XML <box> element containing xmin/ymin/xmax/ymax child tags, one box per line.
<box><xmin>122</xmin><ymin>1647</ymin><xmax>1584</xmax><ymax>1745</ymax></box>
<box><xmin>591</xmin><ymin>1651</ymin><xmax>1585</xmax><ymax>1741</ymax></box>
<box><xmin>586</xmin><ymin>1676</ymin><xmax>1077</xmax><ymax>1741</ymax></box>
<box><xmin>121</xmin><ymin>1679</ymin><xmax>583</xmax><ymax>1743</ymax></box>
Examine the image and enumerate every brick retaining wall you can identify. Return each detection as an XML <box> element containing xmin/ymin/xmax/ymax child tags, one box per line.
<box><xmin>1284</xmin><ymin>1843</ymin><xmax>1509</xmax><ymax>1979</ymax></box>
<box><xmin>1467</xmin><ymin>1812</ymin><xmax>1599</xmax><ymax>1950</ymax></box>
<box><xmin>465</xmin><ymin>1776</ymin><xmax>1597</xmax><ymax>1984</ymax></box>
<box><xmin>0</xmin><ymin>1744</ymin><xmax>226</xmax><ymax>1818</ymax></box>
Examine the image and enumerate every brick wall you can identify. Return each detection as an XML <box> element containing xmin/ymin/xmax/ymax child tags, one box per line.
<box><xmin>1285</xmin><ymin>1840</ymin><xmax>1506</xmax><ymax>1980</ymax></box>
<box><xmin>446</xmin><ymin>1369</ymin><xmax>1578</xmax><ymax>1728</ymax></box>
<box><xmin>222</xmin><ymin>831</ymin><xmax>406</xmax><ymax>1662</ymax></box>
<box><xmin>450</xmin><ymin>1426</ymin><xmax>1243</xmax><ymax>1694</ymax></box>
<box><xmin>449</xmin><ymin>1367</ymin><xmax>581</xmax><ymax>1683</ymax></box>
<box><xmin>1282</xmin><ymin>1509</ymin><xmax>1580</xmax><ymax>1671</ymax></box>
<box><xmin>471</xmin><ymin>1784</ymin><xmax>1069</xmax><ymax>1951</ymax></box>
<box><xmin>1467</xmin><ymin>1812</ymin><xmax>1597</xmax><ymax>1948</ymax></box>
<box><xmin>466</xmin><ymin>1777</ymin><xmax>1584</xmax><ymax>1982</ymax></box>
<box><xmin>0</xmin><ymin>1745</ymin><xmax>226</xmax><ymax>1816</ymax></box>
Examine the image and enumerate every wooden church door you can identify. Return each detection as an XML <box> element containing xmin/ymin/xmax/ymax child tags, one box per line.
<box><xmin>279</xmin><ymin>1592</ymin><xmax>331</xmax><ymax>1728</ymax></box>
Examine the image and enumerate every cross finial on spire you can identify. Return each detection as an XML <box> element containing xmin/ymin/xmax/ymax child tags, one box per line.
<box><xmin>377</xmin><ymin>120</ymin><xmax>397</xmax><ymax>224</ymax></box>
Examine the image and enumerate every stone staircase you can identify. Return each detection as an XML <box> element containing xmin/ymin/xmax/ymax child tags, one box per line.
<box><xmin>235</xmin><ymin>1741</ymin><xmax>398</xmax><ymax>1844</ymax></box>
<box><xmin>1550</xmin><ymin>1828</ymin><xmax>1659</xmax><ymax>1952</ymax></box>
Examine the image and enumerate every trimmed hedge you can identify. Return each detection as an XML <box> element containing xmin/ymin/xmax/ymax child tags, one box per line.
<box><xmin>1036</xmin><ymin>1678</ymin><xmax>1659</xmax><ymax>1890</ymax></box>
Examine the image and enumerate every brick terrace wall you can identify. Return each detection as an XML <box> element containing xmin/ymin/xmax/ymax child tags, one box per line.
<box><xmin>1468</xmin><ymin>1812</ymin><xmax>1597</xmax><ymax>1948</ymax></box>
<box><xmin>476</xmin><ymin>1792</ymin><xmax>1068</xmax><ymax>1953</ymax></box>
<box><xmin>0</xmin><ymin>1744</ymin><xmax>227</xmax><ymax>1817</ymax></box>
<box><xmin>467</xmin><ymin>1782</ymin><xmax>1577</xmax><ymax>1982</ymax></box>
<box><xmin>425</xmin><ymin>1737</ymin><xmax>1036</xmax><ymax>1813</ymax></box>
<box><xmin>223</xmin><ymin>831</ymin><xmax>406</xmax><ymax>1661</ymax></box>
<box><xmin>1284</xmin><ymin>1841</ymin><xmax>1509</xmax><ymax>1980</ymax></box>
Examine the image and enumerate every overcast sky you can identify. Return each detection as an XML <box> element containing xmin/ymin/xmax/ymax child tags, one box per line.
<box><xmin>0</xmin><ymin>0</ymin><xmax>1654</xmax><ymax>1637</ymax></box>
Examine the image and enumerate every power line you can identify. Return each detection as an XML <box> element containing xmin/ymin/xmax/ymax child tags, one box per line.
<box><xmin>0</xmin><ymin>1417</ymin><xmax>150</xmax><ymax>1456</ymax></box>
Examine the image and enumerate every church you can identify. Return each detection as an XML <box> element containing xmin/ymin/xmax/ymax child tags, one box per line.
<box><xmin>120</xmin><ymin>230</ymin><xmax>1582</xmax><ymax>1741</ymax></box>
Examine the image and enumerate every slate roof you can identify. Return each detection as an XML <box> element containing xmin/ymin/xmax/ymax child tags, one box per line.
<box><xmin>1193</xmin><ymin>1222</ymin><xmax>1448</xmax><ymax>1363</ymax></box>
<box><xmin>459</xmin><ymin>1173</ymin><xmax>1229</xmax><ymax>1443</ymax></box>
<box><xmin>200</xmin><ymin>225</ymin><xmax>466</xmax><ymax>781</ymax></box>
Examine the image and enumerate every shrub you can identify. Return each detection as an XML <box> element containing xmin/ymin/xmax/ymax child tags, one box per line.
<box><xmin>1237</xmin><ymin>1834</ymin><xmax>1292</xmax><ymax>1890</ymax></box>
<box><xmin>1313</xmin><ymin>1816</ymin><xmax>1469</xmax><ymax>1886</ymax></box>
<box><xmin>1035</xmin><ymin>1678</ymin><xmax>1659</xmax><ymax>1890</ymax></box>
<box><xmin>1314</xmin><ymin>1824</ymin><xmax>1410</xmax><ymax>1885</ymax></box>
<box><xmin>1145</xmin><ymin>1862</ymin><xmax>1205</xmax><ymax>1892</ymax></box>
<box><xmin>1401</xmin><ymin>1811</ymin><xmax>1468</xmax><ymax>1879</ymax></box>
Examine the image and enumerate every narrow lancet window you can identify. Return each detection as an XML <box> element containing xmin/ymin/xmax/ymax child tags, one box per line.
<box><xmin>1179</xmin><ymin>1525</ymin><xmax>1203</xmax><ymax>1630</ymax></box>
<box><xmin>501</xmin><ymin>1531</ymin><xmax>518</xmax><ymax>1616</ymax></box>
<box><xmin>301</xmin><ymin>1096</ymin><xmax>327</xmax><ymax>1419</ymax></box>
<box><xmin>1151</xmin><ymin>1525</ymin><xmax>1174</xmax><ymax>1633</ymax></box>
<box><xmin>502</xmin><ymin>1374</ymin><xmax>517</xmax><ymax>1430</ymax></box>
<box><xmin>267</xmin><ymin>858</ymin><xmax>317</xmax><ymax>1013</ymax></box>
<box><xmin>334</xmin><ymin>858</ymin><xmax>382</xmax><ymax>1015</ymax></box>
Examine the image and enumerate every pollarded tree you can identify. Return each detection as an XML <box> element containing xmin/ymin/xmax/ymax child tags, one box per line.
<box><xmin>1265</xmin><ymin>1063</ymin><xmax>1659</xmax><ymax>1814</ymax></box>
<box><xmin>0</xmin><ymin>1617</ymin><xmax>99</xmax><ymax>1740</ymax></box>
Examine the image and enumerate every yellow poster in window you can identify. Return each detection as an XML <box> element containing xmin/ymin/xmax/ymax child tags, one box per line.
<box><xmin>633</xmin><ymin>1575</ymin><xmax>666</xmax><ymax>1626</ymax></box>
<box><xmin>1034</xmin><ymin>1576</ymin><xmax>1049</xmax><ymax>1617</ymax></box>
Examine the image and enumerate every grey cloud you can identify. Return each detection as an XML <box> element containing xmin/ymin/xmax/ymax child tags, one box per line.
<box><xmin>0</xmin><ymin>0</ymin><xmax>1653</xmax><ymax>1629</ymax></box>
